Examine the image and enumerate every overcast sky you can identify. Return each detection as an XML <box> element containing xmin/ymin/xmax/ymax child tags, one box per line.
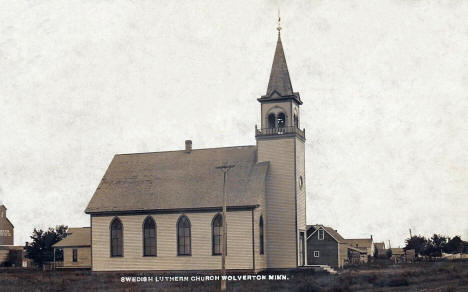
<box><xmin>1</xmin><ymin>0</ymin><xmax>467</xmax><ymax>247</ymax></box>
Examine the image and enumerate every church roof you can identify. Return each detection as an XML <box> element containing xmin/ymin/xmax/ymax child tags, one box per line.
<box><xmin>52</xmin><ymin>227</ymin><xmax>91</xmax><ymax>248</ymax></box>
<box><xmin>85</xmin><ymin>146</ymin><xmax>268</xmax><ymax>214</ymax></box>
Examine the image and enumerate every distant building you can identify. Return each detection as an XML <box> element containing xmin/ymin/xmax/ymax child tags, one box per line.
<box><xmin>405</xmin><ymin>249</ymin><xmax>415</xmax><ymax>262</ymax></box>
<box><xmin>347</xmin><ymin>246</ymin><xmax>367</xmax><ymax>265</ymax></box>
<box><xmin>0</xmin><ymin>202</ymin><xmax>25</xmax><ymax>267</ymax></box>
<box><xmin>390</xmin><ymin>248</ymin><xmax>405</xmax><ymax>263</ymax></box>
<box><xmin>306</xmin><ymin>225</ymin><xmax>367</xmax><ymax>268</ymax></box>
<box><xmin>52</xmin><ymin>227</ymin><xmax>91</xmax><ymax>269</ymax></box>
<box><xmin>0</xmin><ymin>203</ymin><xmax>14</xmax><ymax>246</ymax></box>
<box><xmin>374</xmin><ymin>242</ymin><xmax>386</xmax><ymax>258</ymax></box>
<box><xmin>345</xmin><ymin>237</ymin><xmax>375</xmax><ymax>262</ymax></box>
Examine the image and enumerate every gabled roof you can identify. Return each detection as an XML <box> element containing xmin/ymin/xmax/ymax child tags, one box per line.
<box><xmin>347</xmin><ymin>245</ymin><xmax>367</xmax><ymax>254</ymax></box>
<box><xmin>307</xmin><ymin>224</ymin><xmax>346</xmax><ymax>243</ymax></box>
<box><xmin>346</xmin><ymin>238</ymin><xmax>374</xmax><ymax>249</ymax></box>
<box><xmin>391</xmin><ymin>248</ymin><xmax>405</xmax><ymax>255</ymax></box>
<box><xmin>85</xmin><ymin>146</ymin><xmax>269</xmax><ymax>214</ymax></box>
<box><xmin>52</xmin><ymin>227</ymin><xmax>91</xmax><ymax>248</ymax></box>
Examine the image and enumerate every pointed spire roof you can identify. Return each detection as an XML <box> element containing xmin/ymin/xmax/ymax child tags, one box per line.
<box><xmin>259</xmin><ymin>21</ymin><xmax>301</xmax><ymax>104</ymax></box>
<box><xmin>266</xmin><ymin>33</ymin><xmax>294</xmax><ymax>97</ymax></box>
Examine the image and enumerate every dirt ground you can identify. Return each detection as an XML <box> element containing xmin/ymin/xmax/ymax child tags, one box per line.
<box><xmin>0</xmin><ymin>260</ymin><xmax>467</xmax><ymax>291</ymax></box>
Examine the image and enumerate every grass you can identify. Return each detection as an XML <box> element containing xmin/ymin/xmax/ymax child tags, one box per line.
<box><xmin>0</xmin><ymin>260</ymin><xmax>467</xmax><ymax>291</ymax></box>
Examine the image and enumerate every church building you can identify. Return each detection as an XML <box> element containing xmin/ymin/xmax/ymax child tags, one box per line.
<box><xmin>85</xmin><ymin>25</ymin><xmax>307</xmax><ymax>272</ymax></box>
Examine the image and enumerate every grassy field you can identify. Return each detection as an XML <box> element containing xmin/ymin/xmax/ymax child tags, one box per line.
<box><xmin>0</xmin><ymin>260</ymin><xmax>467</xmax><ymax>291</ymax></box>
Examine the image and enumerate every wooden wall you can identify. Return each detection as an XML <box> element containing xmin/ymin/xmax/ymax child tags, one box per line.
<box><xmin>0</xmin><ymin>206</ymin><xmax>14</xmax><ymax>245</ymax></box>
<box><xmin>91</xmin><ymin>211</ymin><xmax>256</xmax><ymax>271</ymax></box>
<box><xmin>295</xmin><ymin>136</ymin><xmax>307</xmax><ymax>265</ymax></box>
<box><xmin>258</xmin><ymin>137</ymin><xmax>297</xmax><ymax>269</ymax></box>
<box><xmin>63</xmin><ymin>247</ymin><xmax>91</xmax><ymax>268</ymax></box>
<box><xmin>307</xmin><ymin>231</ymin><xmax>338</xmax><ymax>268</ymax></box>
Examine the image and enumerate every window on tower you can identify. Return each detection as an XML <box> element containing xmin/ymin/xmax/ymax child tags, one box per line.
<box><xmin>277</xmin><ymin>113</ymin><xmax>286</xmax><ymax>128</ymax></box>
<box><xmin>294</xmin><ymin>114</ymin><xmax>298</xmax><ymax>128</ymax></box>
<box><xmin>268</xmin><ymin>113</ymin><xmax>276</xmax><ymax>128</ymax></box>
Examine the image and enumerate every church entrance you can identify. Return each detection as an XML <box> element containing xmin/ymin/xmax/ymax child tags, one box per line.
<box><xmin>299</xmin><ymin>231</ymin><xmax>305</xmax><ymax>266</ymax></box>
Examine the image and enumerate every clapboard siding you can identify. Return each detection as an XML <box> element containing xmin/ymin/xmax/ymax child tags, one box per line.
<box><xmin>91</xmin><ymin>211</ymin><xmax>254</xmax><ymax>271</ymax></box>
<box><xmin>296</xmin><ymin>138</ymin><xmax>306</xmax><ymax>232</ymax></box>
<box><xmin>307</xmin><ymin>231</ymin><xmax>338</xmax><ymax>267</ymax></box>
<box><xmin>63</xmin><ymin>247</ymin><xmax>91</xmax><ymax>268</ymax></box>
<box><xmin>257</xmin><ymin>138</ymin><xmax>297</xmax><ymax>268</ymax></box>
<box><xmin>296</xmin><ymin>137</ymin><xmax>307</xmax><ymax>264</ymax></box>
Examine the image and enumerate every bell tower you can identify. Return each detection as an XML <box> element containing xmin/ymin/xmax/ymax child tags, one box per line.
<box><xmin>256</xmin><ymin>19</ymin><xmax>307</xmax><ymax>268</ymax></box>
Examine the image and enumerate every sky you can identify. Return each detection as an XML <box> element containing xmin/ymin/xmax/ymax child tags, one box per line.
<box><xmin>0</xmin><ymin>0</ymin><xmax>467</xmax><ymax>248</ymax></box>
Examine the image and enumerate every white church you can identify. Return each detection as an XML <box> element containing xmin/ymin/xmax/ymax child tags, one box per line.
<box><xmin>85</xmin><ymin>25</ymin><xmax>307</xmax><ymax>272</ymax></box>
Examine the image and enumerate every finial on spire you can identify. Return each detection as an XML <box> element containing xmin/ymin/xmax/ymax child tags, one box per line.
<box><xmin>277</xmin><ymin>8</ymin><xmax>281</xmax><ymax>35</ymax></box>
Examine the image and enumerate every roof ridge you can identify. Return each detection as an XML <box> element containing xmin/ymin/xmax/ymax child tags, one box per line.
<box><xmin>115</xmin><ymin>145</ymin><xmax>257</xmax><ymax>156</ymax></box>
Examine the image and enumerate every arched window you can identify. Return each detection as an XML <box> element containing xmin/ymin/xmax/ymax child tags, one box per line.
<box><xmin>212</xmin><ymin>213</ymin><xmax>224</xmax><ymax>255</ymax></box>
<box><xmin>294</xmin><ymin>114</ymin><xmax>299</xmax><ymax>128</ymax></box>
<box><xmin>268</xmin><ymin>113</ymin><xmax>276</xmax><ymax>129</ymax></box>
<box><xmin>177</xmin><ymin>215</ymin><xmax>191</xmax><ymax>255</ymax></box>
<box><xmin>277</xmin><ymin>113</ymin><xmax>286</xmax><ymax>128</ymax></box>
<box><xmin>110</xmin><ymin>217</ymin><xmax>123</xmax><ymax>257</ymax></box>
<box><xmin>143</xmin><ymin>216</ymin><xmax>156</xmax><ymax>256</ymax></box>
<box><xmin>259</xmin><ymin>216</ymin><xmax>264</xmax><ymax>255</ymax></box>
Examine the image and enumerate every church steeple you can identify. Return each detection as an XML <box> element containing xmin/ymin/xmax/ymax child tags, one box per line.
<box><xmin>266</xmin><ymin>34</ymin><xmax>294</xmax><ymax>97</ymax></box>
<box><xmin>259</xmin><ymin>18</ymin><xmax>301</xmax><ymax>104</ymax></box>
<box><xmin>255</xmin><ymin>14</ymin><xmax>307</xmax><ymax>269</ymax></box>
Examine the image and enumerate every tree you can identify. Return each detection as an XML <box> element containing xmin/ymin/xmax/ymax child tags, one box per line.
<box><xmin>25</xmin><ymin>225</ymin><xmax>68</xmax><ymax>269</ymax></box>
<box><xmin>386</xmin><ymin>249</ymin><xmax>392</xmax><ymax>259</ymax></box>
<box><xmin>404</xmin><ymin>235</ymin><xmax>428</xmax><ymax>256</ymax></box>
<box><xmin>444</xmin><ymin>236</ymin><xmax>463</xmax><ymax>254</ymax></box>
<box><xmin>427</xmin><ymin>234</ymin><xmax>449</xmax><ymax>257</ymax></box>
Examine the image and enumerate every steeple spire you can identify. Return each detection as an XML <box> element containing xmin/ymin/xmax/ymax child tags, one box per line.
<box><xmin>258</xmin><ymin>14</ymin><xmax>301</xmax><ymax>104</ymax></box>
<box><xmin>277</xmin><ymin>9</ymin><xmax>282</xmax><ymax>35</ymax></box>
<box><xmin>264</xmin><ymin>14</ymin><xmax>295</xmax><ymax>99</ymax></box>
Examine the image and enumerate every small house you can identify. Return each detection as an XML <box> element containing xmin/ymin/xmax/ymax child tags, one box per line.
<box><xmin>345</xmin><ymin>238</ymin><xmax>374</xmax><ymax>262</ymax></box>
<box><xmin>306</xmin><ymin>225</ymin><xmax>350</xmax><ymax>268</ymax></box>
<box><xmin>52</xmin><ymin>227</ymin><xmax>91</xmax><ymax>269</ymax></box>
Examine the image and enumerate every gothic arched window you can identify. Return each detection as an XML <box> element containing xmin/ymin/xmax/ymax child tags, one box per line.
<box><xmin>277</xmin><ymin>113</ymin><xmax>286</xmax><ymax>128</ymax></box>
<box><xmin>110</xmin><ymin>217</ymin><xmax>123</xmax><ymax>257</ymax></box>
<box><xmin>259</xmin><ymin>216</ymin><xmax>264</xmax><ymax>255</ymax></box>
<box><xmin>268</xmin><ymin>113</ymin><xmax>276</xmax><ymax>128</ymax></box>
<box><xmin>212</xmin><ymin>213</ymin><xmax>224</xmax><ymax>255</ymax></box>
<box><xmin>177</xmin><ymin>215</ymin><xmax>191</xmax><ymax>255</ymax></box>
<box><xmin>143</xmin><ymin>216</ymin><xmax>156</xmax><ymax>256</ymax></box>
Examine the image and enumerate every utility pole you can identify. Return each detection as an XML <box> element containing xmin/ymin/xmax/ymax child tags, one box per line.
<box><xmin>216</xmin><ymin>163</ymin><xmax>235</xmax><ymax>292</ymax></box>
<box><xmin>409</xmin><ymin>228</ymin><xmax>412</xmax><ymax>238</ymax></box>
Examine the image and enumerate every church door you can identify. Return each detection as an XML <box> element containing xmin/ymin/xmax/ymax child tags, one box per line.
<box><xmin>299</xmin><ymin>232</ymin><xmax>305</xmax><ymax>266</ymax></box>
